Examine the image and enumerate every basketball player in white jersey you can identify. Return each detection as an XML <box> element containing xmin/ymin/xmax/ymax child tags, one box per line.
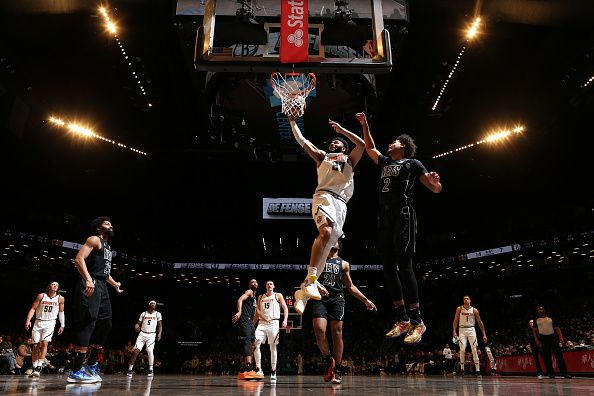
<box><xmin>253</xmin><ymin>280</ymin><xmax>289</xmax><ymax>380</ymax></box>
<box><xmin>25</xmin><ymin>281</ymin><xmax>65</xmax><ymax>377</ymax></box>
<box><xmin>127</xmin><ymin>300</ymin><xmax>162</xmax><ymax>377</ymax></box>
<box><xmin>288</xmin><ymin>115</ymin><xmax>365</xmax><ymax>312</ymax></box>
<box><xmin>452</xmin><ymin>295</ymin><xmax>487</xmax><ymax>376</ymax></box>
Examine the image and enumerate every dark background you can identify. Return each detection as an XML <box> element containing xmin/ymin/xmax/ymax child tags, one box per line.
<box><xmin>0</xmin><ymin>0</ymin><xmax>593</xmax><ymax>353</ymax></box>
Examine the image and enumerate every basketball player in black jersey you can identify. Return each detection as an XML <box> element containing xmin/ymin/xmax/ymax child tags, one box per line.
<box><xmin>232</xmin><ymin>279</ymin><xmax>263</xmax><ymax>381</ymax></box>
<box><xmin>69</xmin><ymin>217</ymin><xmax>123</xmax><ymax>383</ymax></box>
<box><xmin>311</xmin><ymin>239</ymin><xmax>377</xmax><ymax>384</ymax></box>
<box><xmin>361</xmin><ymin>113</ymin><xmax>442</xmax><ymax>344</ymax></box>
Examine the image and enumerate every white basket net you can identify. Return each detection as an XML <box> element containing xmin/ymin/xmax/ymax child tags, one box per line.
<box><xmin>271</xmin><ymin>72</ymin><xmax>316</xmax><ymax>119</ymax></box>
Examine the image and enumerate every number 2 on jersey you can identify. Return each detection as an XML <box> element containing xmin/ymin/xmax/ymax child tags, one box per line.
<box><xmin>382</xmin><ymin>178</ymin><xmax>391</xmax><ymax>192</ymax></box>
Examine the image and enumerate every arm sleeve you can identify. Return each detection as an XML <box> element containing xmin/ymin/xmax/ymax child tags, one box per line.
<box><xmin>59</xmin><ymin>311</ymin><xmax>65</xmax><ymax>327</ymax></box>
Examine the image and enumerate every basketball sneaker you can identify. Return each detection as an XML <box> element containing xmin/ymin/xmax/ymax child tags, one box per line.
<box><xmin>147</xmin><ymin>369</ymin><xmax>153</xmax><ymax>377</ymax></box>
<box><xmin>237</xmin><ymin>370</ymin><xmax>246</xmax><ymax>380</ymax></box>
<box><xmin>67</xmin><ymin>368</ymin><xmax>99</xmax><ymax>383</ymax></box>
<box><xmin>323</xmin><ymin>356</ymin><xmax>335</xmax><ymax>382</ymax></box>
<box><xmin>404</xmin><ymin>321</ymin><xmax>427</xmax><ymax>344</ymax></box>
<box><xmin>30</xmin><ymin>366</ymin><xmax>42</xmax><ymax>378</ymax></box>
<box><xmin>126</xmin><ymin>370</ymin><xmax>133</xmax><ymax>377</ymax></box>
<box><xmin>331</xmin><ymin>367</ymin><xmax>342</xmax><ymax>384</ymax></box>
<box><xmin>270</xmin><ymin>370</ymin><xmax>277</xmax><ymax>381</ymax></box>
<box><xmin>244</xmin><ymin>370</ymin><xmax>264</xmax><ymax>381</ymax></box>
<box><xmin>84</xmin><ymin>362</ymin><xmax>102</xmax><ymax>382</ymax></box>
<box><xmin>302</xmin><ymin>280</ymin><xmax>322</xmax><ymax>300</ymax></box>
<box><xmin>294</xmin><ymin>289</ymin><xmax>309</xmax><ymax>315</ymax></box>
<box><xmin>385</xmin><ymin>321</ymin><xmax>412</xmax><ymax>338</ymax></box>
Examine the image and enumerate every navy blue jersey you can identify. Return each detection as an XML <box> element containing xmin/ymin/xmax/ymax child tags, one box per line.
<box><xmin>377</xmin><ymin>155</ymin><xmax>427</xmax><ymax>207</ymax></box>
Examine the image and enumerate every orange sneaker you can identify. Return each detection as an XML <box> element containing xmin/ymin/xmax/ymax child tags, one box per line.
<box><xmin>237</xmin><ymin>371</ymin><xmax>246</xmax><ymax>380</ymax></box>
<box><xmin>244</xmin><ymin>370</ymin><xmax>264</xmax><ymax>381</ymax></box>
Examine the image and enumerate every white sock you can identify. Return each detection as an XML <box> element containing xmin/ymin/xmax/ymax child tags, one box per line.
<box><xmin>128</xmin><ymin>364</ymin><xmax>133</xmax><ymax>371</ymax></box>
<box><xmin>307</xmin><ymin>267</ymin><xmax>318</xmax><ymax>281</ymax></box>
<box><xmin>149</xmin><ymin>365</ymin><xmax>153</xmax><ymax>370</ymax></box>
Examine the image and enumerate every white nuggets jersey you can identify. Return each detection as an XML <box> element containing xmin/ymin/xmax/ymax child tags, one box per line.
<box><xmin>459</xmin><ymin>306</ymin><xmax>475</xmax><ymax>328</ymax></box>
<box><xmin>260</xmin><ymin>294</ymin><xmax>281</xmax><ymax>323</ymax></box>
<box><xmin>316</xmin><ymin>153</ymin><xmax>354</xmax><ymax>203</ymax></box>
<box><xmin>139</xmin><ymin>311</ymin><xmax>162</xmax><ymax>333</ymax></box>
<box><xmin>35</xmin><ymin>294</ymin><xmax>60</xmax><ymax>321</ymax></box>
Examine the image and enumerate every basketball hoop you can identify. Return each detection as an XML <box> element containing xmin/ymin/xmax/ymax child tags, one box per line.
<box><xmin>270</xmin><ymin>72</ymin><xmax>316</xmax><ymax>119</ymax></box>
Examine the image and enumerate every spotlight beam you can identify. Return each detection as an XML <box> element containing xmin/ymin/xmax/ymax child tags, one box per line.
<box><xmin>48</xmin><ymin>115</ymin><xmax>148</xmax><ymax>156</ymax></box>
<box><xmin>433</xmin><ymin>125</ymin><xmax>525</xmax><ymax>159</ymax></box>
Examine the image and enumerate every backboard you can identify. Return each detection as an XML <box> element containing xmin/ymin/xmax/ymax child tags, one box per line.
<box><xmin>180</xmin><ymin>0</ymin><xmax>409</xmax><ymax>74</ymax></box>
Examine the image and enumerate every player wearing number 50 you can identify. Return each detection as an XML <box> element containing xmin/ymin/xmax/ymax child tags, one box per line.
<box><xmin>127</xmin><ymin>300</ymin><xmax>162</xmax><ymax>377</ymax></box>
<box><xmin>361</xmin><ymin>113</ymin><xmax>441</xmax><ymax>344</ymax></box>
<box><xmin>288</xmin><ymin>114</ymin><xmax>365</xmax><ymax>313</ymax></box>
<box><xmin>24</xmin><ymin>281</ymin><xmax>65</xmax><ymax>378</ymax></box>
<box><xmin>452</xmin><ymin>295</ymin><xmax>488</xmax><ymax>376</ymax></box>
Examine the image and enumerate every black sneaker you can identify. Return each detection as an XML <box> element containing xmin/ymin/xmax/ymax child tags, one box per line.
<box><xmin>126</xmin><ymin>370</ymin><xmax>133</xmax><ymax>377</ymax></box>
<box><xmin>563</xmin><ymin>374</ymin><xmax>572</xmax><ymax>379</ymax></box>
<box><xmin>331</xmin><ymin>367</ymin><xmax>342</xmax><ymax>384</ymax></box>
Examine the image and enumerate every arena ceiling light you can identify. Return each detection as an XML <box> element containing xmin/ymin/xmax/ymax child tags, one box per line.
<box><xmin>98</xmin><ymin>5</ymin><xmax>152</xmax><ymax>108</ymax></box>
<box><xmin>432</xmin><ymin>16</ymin><xmax>482</xmax><ymax>111</ymax></box>
<box><xmin>47</xmin><ymin>115</ymin><xmax>148</xmax><ymax>156</ymax></box>
<box><xmin>432</xmin><ymin>125</ymin><xmax>525</xmax><ymax>159</ymax></box>
<box><xmin>582</xmin><ymin>74</ymin><xmax>594</xmax><ymax>88</ymax></box>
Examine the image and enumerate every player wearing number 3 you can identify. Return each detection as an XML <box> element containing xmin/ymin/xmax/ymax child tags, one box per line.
<box><xmin>361</xmin><ymin>113</ymin><xmax>442</xmax><ymax>344</ymax></box>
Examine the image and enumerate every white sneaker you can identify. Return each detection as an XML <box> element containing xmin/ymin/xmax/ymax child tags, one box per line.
<box><xmin>303</xmin><ymin>280</ymin><xmax>322</xmax><ymax>300</ymax></box>
<box><xmin>270</xmin><ymin>371</ymin><xmax>277</xmax><ymax>381</ymax></box>
<box><xmin>294</xmin><ymin>289</ymin><xmax>309</xmax><ymax>315</ymax></box>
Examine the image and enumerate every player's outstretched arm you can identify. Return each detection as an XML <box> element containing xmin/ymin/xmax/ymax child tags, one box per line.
<box><xmin>328</xmin><ymin>119</ymin><xmax>365</xmax><ymax>168</ymax></box>
<box><xmin>343</xmin><ymin>261</ymin><xmax>377</xmax><ymax>311</ymax></box>
<box><xmin>288</xmin><ymin>117</ymin><xmax>324</xmax><ymax>164</ymax></box>
<box><xmin>357</xmin><ymin>112</ymin><xmax>381</xmax><ymax>164</ymax></box>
